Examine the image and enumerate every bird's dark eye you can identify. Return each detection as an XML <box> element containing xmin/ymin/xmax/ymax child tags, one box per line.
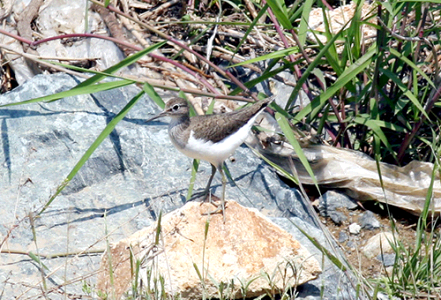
<box><xmin>172</xmin><ymin>104</ymin><xmax>180</xmax><ymax>111</ymax></box>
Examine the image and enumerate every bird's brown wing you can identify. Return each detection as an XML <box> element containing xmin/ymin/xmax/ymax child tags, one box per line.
<box><xmin>191</xmin><ymin>99</ymin><xmax>272</xmax><ymax>143</ymax></box>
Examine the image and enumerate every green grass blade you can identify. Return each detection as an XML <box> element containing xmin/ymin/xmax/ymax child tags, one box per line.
<box><xmin>293</xmin><ymin>47</ymin><xmax>376</xmax><ymax>123</ymax></box>
<box><xmin>389</xmin><ymin>48</ymin><xmax>436</xmax><ymax>88</ymax></box>
<box><xmin>265</xmin><ymin>0</ymin><xmax>292</xmax><ymax>29</ymax></box>
<box><xmin>231</xmin><ymin>4</ymin><xmax>269</xmax><ymax>59</ymax></box>
<box><xmin>0</xmin><ymin>80</ymin><xmax>135</xmax><ymax>107</ymax></box>
<box><xmin>37</xmin><ymin>88</ymin><xmax>146</xmax><ymax>215</ymax></box>
<box><xmin>287</xmin><ymin>22</ymin><xmax>351</xmax><ymax>109</ymax></box>
<box><xmin>75</xmin><ymin>41</ymin><xmax>166</xmax><ymax>88</ymax></box>
<box><xmin>353</xmin><ymin>116</ymin><xmax>397</xmax><ymax>160</ymax></box>
<box><xmin>155</xmin><ymin>211</ymin><xmax>162</xmax><ymax>245</ymax></box>
<box><xmin>380</xmin><ymin>68</ymin><xmax>430</xmax><ymax>119</ymax></box>
<box><xmin>289</xmin><ymin>220</ymin><xmax>347</xmax><ymax>271</ymax></box>
<box><xmin>143</xmin><ymin>82</ymin><xmax>165</xmax><ymax>109</ymax></box>
<box><xmin>297</xmin><ymin>0</ymin><xmax>314</xmax><ymax>46</ymax></box>
<box><xmin>28</xmin><ymin>252</ymin><xmax>50</xmax><ymax>271</ymax></box>
<box><xmin>187</xmin><ymin>159</ymin><xmax>200</xmax><ymax>200</ymax></box>
<box><xmin>275</xmin><ymin>112</ymin><xmax>318</xmax><ymax>186</ymax></box>
<box><xmin>247</xmin><ymin>144</ymin><xmax>299</xmax><ymax>185</ymax></box>
<box><xmin>228</xmin><ymin>47</ymin><xmax>299</xmax><ymax>67</ymax></box>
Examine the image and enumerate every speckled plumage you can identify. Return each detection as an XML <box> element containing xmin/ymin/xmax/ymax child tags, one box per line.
<box><xmin>146</xmin><ymin>96</ymin><xmax>275</xmax><ymax>222</ymax></box>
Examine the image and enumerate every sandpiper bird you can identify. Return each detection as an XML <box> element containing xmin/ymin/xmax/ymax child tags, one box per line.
<box><xmin>146</xmin><ymin>96</ymin><xmax>275</xmax><ymax>222</ymax></box>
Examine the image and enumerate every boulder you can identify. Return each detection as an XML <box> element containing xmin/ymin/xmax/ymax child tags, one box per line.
<box><xmin>97</xmin><ymin>201</ymin><xmax>322</xmax><ymax>299</ymax></box>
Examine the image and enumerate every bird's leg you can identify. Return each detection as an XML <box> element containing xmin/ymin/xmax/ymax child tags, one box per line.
<box><xmin>201</xmin><ymin>163</ymin><xmax>227</xmax><ymax>223</ymax></box>
<box><xmin>190</xmin><ymin>164</ymin><xmax>217</xmax><ymax>203</ymax></box>
<box><xmin>202</xmin><ymin>164</ymin><xmax>217</xmax><ymax>201</ymax></box>
<box><xmin>218</xmin><ymin>164</ymin><xmax>227</xmax><ymax>223</ymax></box>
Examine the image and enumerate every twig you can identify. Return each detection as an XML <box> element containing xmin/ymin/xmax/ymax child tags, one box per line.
<box><xmin>192</xmin><ymin>45</ymin><xmax>262</xmax><ymax>73</ymax></box>
<box><xmin>89</xmin><ymin>0</ymin><xmax>259</xmax><ymax>101</ymax></box>
<box><xmin>0</xmin><ymin>248</ymin><xmax>104</xmax><ymax>258</ymax></box>
<box><xmin>0</xmin><ymin>29</ymin><xmax>221</xmax><ymax>95</ymax></box>
<box><xmin>16</xmin><ymin>0</ymin><xmax>44</xmax><ymax>52</ymax></box>
<box><xmin>0</xmin><ymin>43</ymin><xmax>90</xmax><ymax>78</ymax></box>
<box><xmin>91</xmin><ymin>3</ymin><xmax>137</xmax><ymax>56</ymax></box>
<box><xmin>139</xmin><ymin>0</ymin><xmax>181</xmax><ymax>20</ymax></box>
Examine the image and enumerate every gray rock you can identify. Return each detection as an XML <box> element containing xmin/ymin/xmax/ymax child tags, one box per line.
<box><xmin>0</xmin><ymin>74</ymin><xmax>364</xmax><ymax>299</ymax></box>
<box><xmin>376</xmin><ymin>253</ymin><xmax>396</xmax><ymax>267</ymax></box>
<box><xmin>338</xmin><ymin>231</ymin><xmax>349</xmax><ymax>243</ymax></box>
<box><xmin>328</xmin><ymin>210</ymin><xmax>347</xmax><ymax>225</ymax></box>
<box><xmin>359</xmin><ymin>211</ymin><xmax>381</xmax><ymax>230</ymax></box>
<box><xmin>318</xmin><ymin>190</ymin><xmax>358</xmax><ymax>216</ymax></box>
<box><xmin>346</xmin><ymin>241</ymin><xmax>357</xmax><ymax>249</ymax></box>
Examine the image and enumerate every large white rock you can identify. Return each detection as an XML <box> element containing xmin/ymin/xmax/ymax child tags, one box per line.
<box><xmin>97</xmin><ymin>201</ymin><xmax>321</xmax><ymax>299</ymax></box>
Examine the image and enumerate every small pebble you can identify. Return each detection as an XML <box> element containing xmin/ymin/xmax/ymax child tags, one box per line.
<box><xmin>359</xmin><ymin>211</ymin><xmax>381</xmax><ymax>230</ymax></box>
<box><xmin>376</xmin><ymin>253</ymin><xmax>396</xmax><ymax>267</ymax></box>
<box><xmin>346</xmin><ymin>241</ymin><xmax>356</xmax><ymax>249</ymax></box>
<box><xmin>349</xmin><ymin>223</ymin><xmax>361</xmax><ymax>234</ymax></box>
<box><xmin>338</xmin><ymin>231</ymin><xmax>349</xmax><ymax>243</ymax></box>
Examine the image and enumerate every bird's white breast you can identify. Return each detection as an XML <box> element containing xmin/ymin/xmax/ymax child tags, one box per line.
<box><xmin>176</xmin><ymin>112</ymin><xmax>261</xmax><ymax>167</ymax></box>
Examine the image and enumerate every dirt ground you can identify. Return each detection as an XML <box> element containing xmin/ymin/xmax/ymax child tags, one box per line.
<box><xmin>318</xmin><ymin>200</ymin><xmax>425</xmax><ymax>279</ymax></box>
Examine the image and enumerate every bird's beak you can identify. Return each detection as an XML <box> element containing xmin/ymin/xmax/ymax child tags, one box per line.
<box><xmin>145</xmin><ymin>110</ymin><xmax>167</xmax><ymax>122</ymax></box>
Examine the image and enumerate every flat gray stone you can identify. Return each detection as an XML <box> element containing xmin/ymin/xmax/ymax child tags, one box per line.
<box><xmin>359</xmin><ymin>211</ymin><xmax>381</xmax><ymax>230</ymax></box>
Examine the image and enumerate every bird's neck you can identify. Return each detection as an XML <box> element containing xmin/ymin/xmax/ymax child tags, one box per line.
<box><xmin>168</xmin><ymin>114</ymin><xmax>191</xmax><ymax>149</ymax></box>
<box><xmin>169</xmin><ymin>114</ymin><xmax>190</xmax><ymax>131</ymax></box>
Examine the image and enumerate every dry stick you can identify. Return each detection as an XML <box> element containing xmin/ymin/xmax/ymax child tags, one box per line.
<box><xmin>0</xmin><ymin>248</ymin><xmax>104</xmax><ymax>259</ymax></box>
<box><xmin>0</xmin><ymin>31</ymin><xmax>255</xmax><ymax>103</ymax></box>
<box><xmin>0</xmin><ymin>43</ymin><xmax>90</xmax><ymax>78</ymax></box>
<box><xmin>139</xmin><ymin>0</ymin><xmax>181</xmax><ymax>20</ymax></box>
<box><xmin>33</xmin><ymin>33</ymin><xmax>219</xmax><ymax>95</ymax></box>
<box><xmin>91</xmin><ymin>3</ymin><xmax>136</xmax><ymax>56</ymax></box>
<box><xmin>15</xmin><ymin>0</ymin><xmax>45</xmax><ymax>76</ymax></box>
<box><xmin>16</xmin><ymin>0</ymin><xmax>44</xmax><ymax>52</ymax></box>
<box><xmin>192</xmin><ymin>45</ymin><xmax>262</xmax><ymax>73</ymax></box>
<box><xmin>90</xmin><ymin>3</ymin><xmax>221</xmax><ymax>95</ymax></box>
<box><xmin>243</xmin><ymin>0</ymin><xmax>258</xmax><ymax>19</ymax></box>
<box><xmin>2</xmin><ymin>17</ymin><xmax>220</xmax><ymax>95</ymax></box>
<box><xmin>90</xmin><ymin>0</ymin><xmax>259</xmax><ymax>101</ymax></box>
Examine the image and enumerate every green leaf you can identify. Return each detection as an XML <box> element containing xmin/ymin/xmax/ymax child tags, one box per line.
<box><xmin>293</xmin><ymin>47</ymin><xmax>376</xmax><ymax>123</ymax></box>
<box><xmin>187</xmin><ymin>159</ymin><xmax>200</xmax><ymax>200</ymax></box>
<box><xmin>380</xmin><ymin>68</ymin><xmax>430</xmax><ymax>120</ymax></box>
<box><xmin>353</xmin><ymin>116</ymin><xmax>397</xmax><ymax>160</ymax></box>
<box><xmin>297</xmin><ymin>0</ymin><xmax>314</xmax><ymax>46</ymax></box>
<box><xmin>0</xmin><ymin>80</ymin><xmax>134</xmax><ymax>107</ymax></box>
<box><xmin>228</xmin><ymin>47</ymin><xmax>299</xmax><ymax>67</ymax></box>
<box><xmin>143</xmin><ymin>82</ymin><xmax>165</xmax><ymax>109</ymax></box>
<box><xmin>28</xmin><ymin>252</ymin><xmax>49</xmax><ymax>270</ymax></box>
<box><xmin>275</xmin><ymin>112</ymin><xmax>318</xmax><ymax>187</ymax></box>
<box><xmin>389</xmin><ymin>47</ymin><xmax>436</xmax><ymax>89</ymax></box>
<box><xmin>1</xmin><ymin>41</ymin><xmax>166</xmax><ymax>108</ymax></box>
<box><xmin>265</xmin><ymin>0</ymin><xmax>292</xmax><ymax>29</ymax></box>
<box><xmin>287</xmin><ymin>22</ymin><xmax>351</xmax><ymax>109</ymax></box>
<box><xmin>75</xmin><ymin>41</ymin><xmax>166</xmax><ymax>88</ymax></box>
<box><xmin>230</xmin><ymin>4</ymin><xmax>269</xmax><ymax>62</ymax></box>
<box><xmin>248</xmin><ymin>145</ymin><xmax>299</xmax><ymax>185</ymax></box>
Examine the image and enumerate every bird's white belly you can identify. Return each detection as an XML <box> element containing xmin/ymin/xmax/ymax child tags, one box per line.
<box><xmin>177</xmin><ymin>117</ymin><xmax>256</xmax><ymax>167</ymax></box>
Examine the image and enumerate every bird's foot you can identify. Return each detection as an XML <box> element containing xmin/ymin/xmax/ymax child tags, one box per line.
<box><xmin>190</xmin><ymin>191</ymin><xmax>226</xmax><ymax>222</ymax></box>
<box><xmin>190</xmin><ymin>191</ymin><xmax>220</xmax><ymax>207</ymax></box>
<box><xmin>201</xmin><ymin>201</ymin><xmax>226</xmax><ymax>223</ymax></box>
